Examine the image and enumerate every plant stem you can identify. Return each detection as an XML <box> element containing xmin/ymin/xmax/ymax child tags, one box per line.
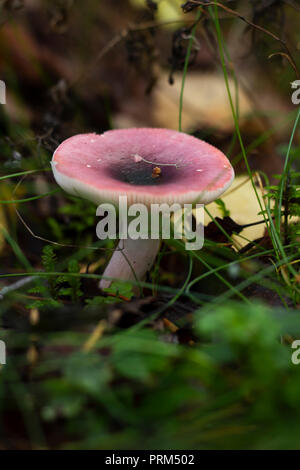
<box><xmin>178</xmin><ymin>9</ymin><xmax>202</xmax><ymax>132</ymax></box>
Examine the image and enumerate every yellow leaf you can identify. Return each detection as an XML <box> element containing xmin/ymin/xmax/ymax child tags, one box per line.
<box><xmin>129</xmin><ymin>0</ymin><xmax>183</xmax><ymax>27</ymax></box>
<box><xmin>204</xmin><ymin>176</ymin><xmax>267</xmax><ymax>247</ymax></box>
<box><xmin>153</xmin><ymin>72</ymin><xmax>252</xmax><ymax>132</ymax></box>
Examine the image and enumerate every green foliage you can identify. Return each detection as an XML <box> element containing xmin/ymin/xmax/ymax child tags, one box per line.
<box><xmin>58</xmin><ymin>259</ymin><xmax>83</xmax><ymax>302</ymax></box>
<box><xmin>47</xmin><ymin>197</ymin><xmax>97</xmax><ymax>245</ymax></box>
<box><xmin>41</xmin><ymin>245</ymin><xmax>59</xmax><ymax>298</ymax></box>
<box><xmin>214</xmin><ymin>198</ymin><xmax>230</xmax><ymax>218</ymax></box>
<box><xmin>103</xmin><ymin>281</ymin><xmax>134</xmax><ymax>299</ymax></box>
<box><xmin>1</xmin><ymin>0</ymin><xmax>300</xmax><ymax>451</ymax></box>
<box><xmin>2</xmin><ymin>302</ymin><xmax>300</xmax><ymax>449</ymax></box>
<box><xmin>47</xmin><ymin>217</ymin><xmax>64</xmax><ymax>243</ymax></box>
<box><xmin>266</xmin><ymin>171</ymin><xmax>300</xmax><ymax>219</ymax></box>
<box><xmin>264</xmin><ymin>171</ymin><xmax>300</xmax><ymax>269</ymax></box>
<box><xmin>85</xmin><ymin>295</ymin><xmax>118</xmax><ymax>306</ymax></box>
<box><xmin>58</xmin><ymin>197</ymin><xmax>96</xmax><ymax>232</ymax></box>
<box><xmin>26</xmin><ymin>247</ymin><xmax>84</xmax><ymax>309</ymax></box>
<box><xmin>26</xmin><ymin>245</ymin><xmax>61</xmax><ymax>310</ymax></box>
<box><xmin>85</xmin><ymin>282</ymin><xmax>134</xmax><ymax>306</ymax></box>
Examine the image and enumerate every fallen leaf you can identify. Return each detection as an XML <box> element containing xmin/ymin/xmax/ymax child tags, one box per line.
<box><xmin>203</xmin><ymin>176</ymin><xmax>268</xmax><ymax>247</ymax></box>
<box><xmin>129</xmin><ymin>0</ymin><xmax>184</xmax><ymax>27</ymax></box>
<box><xmin>153</xmin><ymin>72</ymin><xmax>252</xmax><ymax>133</ymax></box>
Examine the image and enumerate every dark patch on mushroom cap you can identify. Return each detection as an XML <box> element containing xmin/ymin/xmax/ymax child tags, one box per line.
<box><xmin>108</xmin><ymin>161</ymin><xmax>177</xmax><ymax>186</ymax></box>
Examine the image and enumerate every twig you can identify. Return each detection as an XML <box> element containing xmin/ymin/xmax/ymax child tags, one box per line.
<box><xmin>82</xmin><ymin>320</ymin><xmax>107</xmax><ymax>352</ymax></box>
<box><xmin>71</xmin><ymin>18</ymin><xmax>196</xmax><ymax>88</ymax></box>
<box><xmin>187</xmin><ymin>0</ymin><xmax>300</xmax><ymax>78</ymax></box>
<box><xmin>0</xmin><ymin>276</ymin><xmax>34</xmax><ymax>299</ymax></box>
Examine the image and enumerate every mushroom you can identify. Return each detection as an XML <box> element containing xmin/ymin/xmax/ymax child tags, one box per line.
<box><xmin>51</xmin><ymin>128</ymin><xmax>234</xmax><ymax>293</ymax></box>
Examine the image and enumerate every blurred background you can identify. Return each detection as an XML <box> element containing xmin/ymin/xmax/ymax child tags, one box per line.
<box><xmin>0</xmin><ymin>0</ymin><xmax>300</xmax><ymax>450</ymax></box>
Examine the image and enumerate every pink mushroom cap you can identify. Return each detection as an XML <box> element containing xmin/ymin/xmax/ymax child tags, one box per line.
<box><xmin>51</xmin><ymin>128</ymin><xmax>234</xmax><ymax>206</ymax></box>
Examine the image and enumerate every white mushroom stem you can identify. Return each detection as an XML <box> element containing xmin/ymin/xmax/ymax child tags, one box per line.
<box><xmin>99</xmin><ymin>238</ymin><xmax>161</xmax><ymax>294</ymax></box>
